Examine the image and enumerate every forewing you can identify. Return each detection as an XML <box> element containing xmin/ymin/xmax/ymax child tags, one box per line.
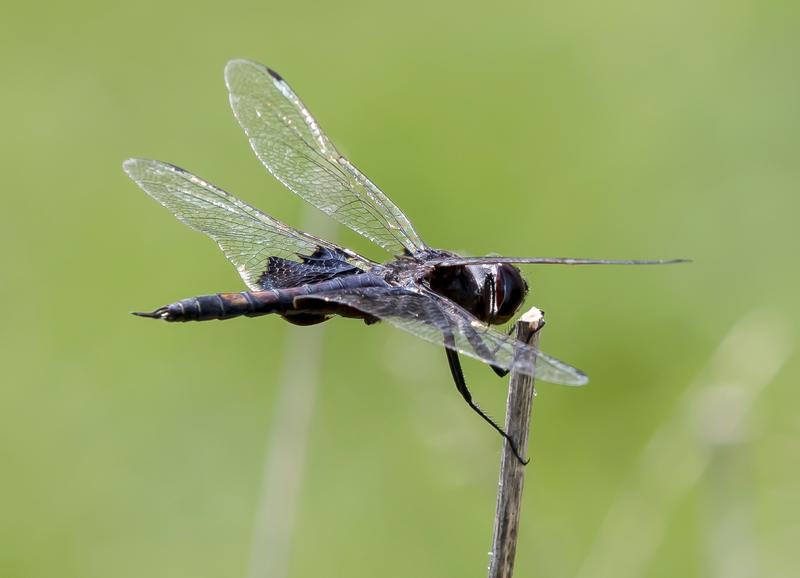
<box><xmin>225</xmin><ymin>59</ymin><xmax>426</xmax><ymax>256</ymax></box>
<box><xmin>432</xmin><ymin>256</ymin><xmax>689</xmax><ymax>266</ymax></box>
<box><xmin>307</xmin><ymin>287</ymin><xmax>588</xmax><ymax>386</ymax></box>
<box><xmin>123</xmin><ymin>159</ymin><xmax>373</xmax><ymax>290</ymax></box>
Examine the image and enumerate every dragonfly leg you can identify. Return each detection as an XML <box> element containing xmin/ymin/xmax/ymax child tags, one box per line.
<box><xmin>467</xmin><ymin>317</ymin><xmax>547</xmax><ymax>379</ymax></box>
<box><xmin>491</xmin><ymin>365</ymin><xmax>510</xmax><ymax>378</ymax></box>
<box><xmin>443</xmin><ymin>344</ymin><xmax>528</xmax><ymax>465</ymax></box>
<box><xmin>488</xmin><ymin>319</ymin><xmax>547</xmax><ymax>378</ymax></box>
<box><xmin>458</xmin><ymin>318</ymin><xmax>512</xmax><ymax>378</ymax></box>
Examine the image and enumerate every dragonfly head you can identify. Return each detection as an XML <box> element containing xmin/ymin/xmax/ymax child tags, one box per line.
<box><xmin>485</xmin><ymin>263</ymin><xmax>529</xmax><ymax>325</ymax></box>
<box><xmin>428</xmin><ymin>262</ymin><xmax>528</xmax><ymax>326</ymax></box>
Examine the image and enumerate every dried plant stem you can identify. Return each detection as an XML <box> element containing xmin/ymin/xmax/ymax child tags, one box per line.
<box><xmin>487</xmin><ymin>307</ymin><xmax>544</xmax><ymax>578</ymax></box>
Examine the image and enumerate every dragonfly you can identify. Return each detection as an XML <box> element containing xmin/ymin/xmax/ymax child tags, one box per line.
<box><xmin>125</xmin><ymin>59</ymin><xmax>685</xmax><ymax>463</ymax></box>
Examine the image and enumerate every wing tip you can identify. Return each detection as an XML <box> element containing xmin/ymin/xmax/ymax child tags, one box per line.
<box><xmin>224</xmin><ymin>58</ymin><xmax>283</xmax><ymax>85</ymax></box>
<box><xmin>266</xmin><ymin>66</ymin><xmax>284</xmax><ymax>82</ymax></box>
<box><xmin>123</xmin><ymin>158</ymin><xmax>183</xmax><ymax>180</ymax></box>
<box><xmin>225</xmin><ymin>58</ymin><xmax>250</xmax><ymax>72</ymax></box>
<box><xmin>122</xmin><ymin>158</ymin><xmax>137</xmax><ymax>174</ymax></box>
<box><xmin>224</xmin><ymin>58</ymin><xmax>251</xmax><ymax>88</ymax></box>
<box><xmin>573</xmin><ymin>373</ymin><xmax>590</xmax><ymax>386</ymax></box>
<box><xmin>122</xmin><ymin>157</ymin><xmax>154</xmax><ymax>179</ymax></box>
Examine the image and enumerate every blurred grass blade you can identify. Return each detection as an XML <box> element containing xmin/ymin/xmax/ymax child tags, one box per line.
<box><xmin>246</xmin><ymin>210</ymin><xmax>337</xmax><ymax>578</ymax></box>
<box><xmin>574</xmin><ymin>311</ymin><xmax>793</xmax><ymax>578</ymax></box>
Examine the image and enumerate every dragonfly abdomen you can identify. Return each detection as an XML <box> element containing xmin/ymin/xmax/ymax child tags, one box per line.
<box><xmin>134</xmin><ymin>291</ymin><xmax>287</xmax><ymax>322</ymax></box>
<box><xmin>133</xmin><ymin>273</ymin><xmax>389</xmax><ymax>323</ymax></box>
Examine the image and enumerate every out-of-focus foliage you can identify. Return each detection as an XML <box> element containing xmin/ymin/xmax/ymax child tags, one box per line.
<box><xmin>1</xmin><ymin>1</ymin><xmax>797</xmax><ymax>577</ymax></box>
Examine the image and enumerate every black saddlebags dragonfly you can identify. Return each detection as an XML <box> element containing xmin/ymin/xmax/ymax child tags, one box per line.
<box><xmin>126</xmin><ymin>60</ymin><xmax>685</xmax><ymax>463</ymax></box>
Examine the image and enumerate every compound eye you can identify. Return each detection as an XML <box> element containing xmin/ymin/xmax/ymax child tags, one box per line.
<box><xmin>492</xmin><ymin>264</ymin><xmax>528</xmax><ymax>324</ymax></box>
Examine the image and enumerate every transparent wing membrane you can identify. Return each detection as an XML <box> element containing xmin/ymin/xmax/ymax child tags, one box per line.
<box><xmin>304</xmin><ymin>287</ymin><xmax>588</xmax><ymax>386</ymax></box>
<box><xmin>225</xmin><ymin>59</ymin><xmax>426</xmax><ymax>256</ymax></box>
<box><xmin>123</xmin><ymin>159</ymin><xmax>372</xmax><ymax>290</ymax></box>
<box><xmin>431</xmin><ymin>256</ymin><xmax>690</xmax><ymax>267</ymax></box>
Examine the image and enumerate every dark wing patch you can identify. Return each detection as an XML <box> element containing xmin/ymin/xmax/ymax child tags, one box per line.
<box><xmin>123</xmin><ymin>159</ymin><xmax>375</xmax><ymax>290</ymax></box>
<box><xmin>258</xmin><ymin>247</ymin><xmax>362</xmax><ymax>289</ymax></box>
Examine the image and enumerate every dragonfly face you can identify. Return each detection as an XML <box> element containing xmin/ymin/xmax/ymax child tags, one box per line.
<box><xmin>125</xmin><ymin>59</ymin><xmax>686</xmax><ymax>463</ymax></box>
<box><xmin>489</xmin><ymin>263</ymin><xmax>529</xmax><ymax>325</ymax></box>
<box><xmin>426</xmin><ymin>262</ymin><xmax>528</xmax><ymax>326</ymax></box>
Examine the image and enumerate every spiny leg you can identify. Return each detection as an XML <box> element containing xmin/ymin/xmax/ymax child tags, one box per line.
<box><xmin>453</xmin><ymin>315</ymin><xmax>511</xmax><ymax>378</ymax></box>
<box><xmin>454</xmin><ymin>317</ymin><xmax>509</xmax><ymax>378</ymax></box>
<box><xmin>443</xmin><ymin>342</ymin><xmax>528</xmax><ymax>465</ymax></box>
<box><xmin>489</xmin><ymin>325</ymin><xmax>517</xmax><ymax>377</ymax></box>
<box><xmin>483</xmin><ymin>319</ymin><xmax>547</xmax><ymax>379</ymax></box>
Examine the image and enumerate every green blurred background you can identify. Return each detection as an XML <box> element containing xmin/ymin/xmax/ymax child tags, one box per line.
<box><xmin>1</xmin><ymin>1</ymin><xmax>797</xmax><ymax>577</ymax></box>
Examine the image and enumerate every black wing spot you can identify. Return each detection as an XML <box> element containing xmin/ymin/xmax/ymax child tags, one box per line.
<box><xmin>257</xmin><ymin>246</ymin><xmax>362</xmax><ymax>289</ymax></box>
<box><xmin>267</xmin><ymin>67</ymin><xmax>284</xmax><ymax>82</ymax></box>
